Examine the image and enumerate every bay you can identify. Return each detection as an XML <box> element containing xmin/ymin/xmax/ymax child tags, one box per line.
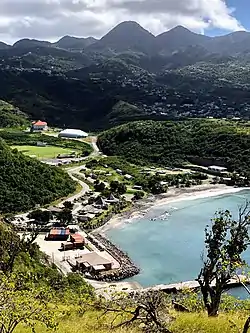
<box><xmin>106</xmin><ymin>190</ymin><xmax>250</xmax><ymax>298</ymax></box>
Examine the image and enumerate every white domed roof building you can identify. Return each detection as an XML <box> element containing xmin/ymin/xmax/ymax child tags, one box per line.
<box><xmin>58</xmin><ymin>129</ymin><xmax>88</xmax><ymax>139</ymax></box>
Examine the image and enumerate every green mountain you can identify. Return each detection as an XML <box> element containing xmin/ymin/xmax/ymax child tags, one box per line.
<box><xmin>98</xmin><ymin>119</ymin><xmax>250</xmax><ymax>173</ymax></box>
<box><xmin>0</xmin><ymin>139</ymin><xmax>76</xmax><ymax>213</ymax></box>
<box><xmin>0</xmin><ymin>100</ymin><xmax>29</xmax><ymax>127</ymax></box>
<box><xmin>54</xmin><ymin>36</ymin><xmax>97</xmax><ymax>50</ymax></box>
<box><xmin>88</xmin><ymin>21</ymin><xmax>156</xmax><ymax>55</ymax></box>
<box><xmin>0</xmin><ymin>69</ymin><xmax>155</xmax><ymax>130</ymax></box>
<box><xmin>0</xmin><ymin>41</ymin><xmax>10</xmax><ymax>49</ymax></box>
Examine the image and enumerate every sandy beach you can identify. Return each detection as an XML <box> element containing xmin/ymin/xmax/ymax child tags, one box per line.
<box><xmin>97</xmin><ymin>184</ymin><xmax>249</xmax><ymax>233</ymax></box>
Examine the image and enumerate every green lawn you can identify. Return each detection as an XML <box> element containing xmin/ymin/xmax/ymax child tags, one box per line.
<box><xmin>12</xmin><ymin>145</ymin><xmax>78</xmax><ymax>159</ymax></box>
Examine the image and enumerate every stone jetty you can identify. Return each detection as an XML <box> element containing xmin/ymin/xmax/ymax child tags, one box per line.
<box><xmin>90</xmin><ymin>233</ymin><xmax>140</xmax><ymax>282</ymax></box>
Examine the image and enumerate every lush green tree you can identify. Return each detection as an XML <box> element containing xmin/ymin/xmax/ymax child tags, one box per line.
<box><xmin>133</xmin><ymin>191</ymin><xmax>144</xmax><ymax>201</ymax></box>
<box><xmin>110</xmin><ymin>180</ymin><xmax>127</xmax><ymax>195</ymax></box>
<box><xmin>197</xmin><ymin>203</ymin><xmax>250</xmax><ymax>317</ymax></box>
<box><xmin>0</xmin><ymin>224</ymin><xmax>22</xmax><ymax>274</ymax></box>
<box><xmin>94</xmin><ymin>180</ymin><xmax>106</xmax><ymax>192</ymax></box>
<box><xmin>28</xmin><ymin>209</ymin><xmax>52</xmax><ymax>225</ymax></box>
<box><xmin>57</xmin><ymin>208</ymin><xmax>73</xmax><ymax>226</ymax></box>
<box><xmin>0</xmin><ymin>273</ymin><xmax>59</xmax><ymax>333</ymax></box>
<box><xmin>63</xmin><ymin>201</ymin><xmax>74</xmax><ymax>210</ymax></box>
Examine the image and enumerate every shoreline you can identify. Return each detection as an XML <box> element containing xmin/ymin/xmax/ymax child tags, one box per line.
<box><xmin>97</xmin><ymin>184</ymin><xmax>249</xmax><ymax>233</ymax></box>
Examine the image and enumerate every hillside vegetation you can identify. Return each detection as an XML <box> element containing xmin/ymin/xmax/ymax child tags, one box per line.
<box><xmin>98</xmin><ymin>119</ymin><xmax>250</xmax><ymax>173</ymax></box>
<box><xmin>0</xmin><ymin>139</ymin><xmax>76</xmax><ymax>213</ymax></box>
<box><xmin>0</xmin><ymin>218</ymin><xmax>250</xmax><ymax>333</ymax></box>
<box><xmin>0</xmin><ymin>99</ymin><xmax>28</xmax><ymax>127</ymax></box>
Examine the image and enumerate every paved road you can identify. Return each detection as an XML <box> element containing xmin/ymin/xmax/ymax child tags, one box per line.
<box><xmin>14</xmin><ymin>136</ymin><xmax>101</xmax><ymax>217</ymax></box>
<box><xmin>58</xmin><ymin>136</ymin><xmax>102</xmax><ymax>206</ymax></box>
<box><xmin>59</xmin><ymin>165</ymin><xmax>90</xmax><ymax>208</ymax></box>
<box><xmin>90</xmin><ymin>136</ymin><xmax>101</xmax><ymax>156</ymax></box>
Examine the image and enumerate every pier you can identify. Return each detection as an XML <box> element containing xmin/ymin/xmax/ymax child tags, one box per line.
<box><xmin>143</xmin><ymin>275</ymin><xmax>250</xmax><ymax>294</ymax></box>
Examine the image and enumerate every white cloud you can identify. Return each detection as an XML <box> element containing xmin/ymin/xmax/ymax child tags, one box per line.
<box><xmin>0</xmin><ymin>0</ymin><xmax>245</xmax><ymax>44</ymax></box>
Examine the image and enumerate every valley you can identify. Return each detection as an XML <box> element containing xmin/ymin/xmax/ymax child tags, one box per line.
<box><xmin>0</xmin><ymin>20</ymin><xmax>250</xmax><ymax>333</ymax></box>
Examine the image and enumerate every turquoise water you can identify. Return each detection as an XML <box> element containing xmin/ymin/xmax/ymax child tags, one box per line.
<box><xmin>106</xmin><ymin>190</ymin><xmax>250</xmax><ymax>298</ymax></box>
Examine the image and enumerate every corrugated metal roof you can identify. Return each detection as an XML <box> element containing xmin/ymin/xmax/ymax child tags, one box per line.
<box><xmin>76</xmin><ymin>252</ymin><xmax>111</xmax><ymax>266</ymax></box>
<box><xmin>49</xmin><ymin>228</ymin><xmax>70</xmax><ymax>235</ymax></box>
<box><xmin>71</xmin><ymin>233</ymin><xmax>84</xmax><ymax>243</ymax></box>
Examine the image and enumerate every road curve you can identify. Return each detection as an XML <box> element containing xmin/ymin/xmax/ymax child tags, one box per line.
<box><xmin>58</xmin><ymin>165</ymin><xmax>90</xmax><ymax>207</ymax></box>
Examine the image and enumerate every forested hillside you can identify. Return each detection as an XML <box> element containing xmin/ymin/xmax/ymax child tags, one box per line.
<box><xmin>98</xmin><ymin>120</ymin><xmax>250</xmax><ymax>173</ymax></box>
<box><xmin>0</xmin><ymin>139</ymin><xmax>76</xmax><ymax>213</ymax></box>
<box><xmin>0</xmin><ymin>100</ymin><xmax>28</xmax><ymax>127</ymax></box>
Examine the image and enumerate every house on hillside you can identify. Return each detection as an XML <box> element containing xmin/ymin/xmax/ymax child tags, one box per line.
<box><xmin>31</xmin><ymin>120</ymin><xmax>48</xmax><ymax>132</ymax></box>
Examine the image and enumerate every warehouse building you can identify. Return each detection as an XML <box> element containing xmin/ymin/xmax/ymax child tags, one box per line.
<box><xmin>58</xmin><ymin>129</ymin><xmax>88</xmax><ymax>139</ymax></box>
<box><xmin>45</xmin><ymin>228</ymin><xmax>70</xmax><ymax>241</ymax></box>
<box><xmin>76</xmin><ymin>252</ymin><xmax>113</xmax><ymax>273</ymax></box>
<box><xmin>61</xmin><ymin>233</ymin><xmax>85</xmax><ymax>250</ymax></box>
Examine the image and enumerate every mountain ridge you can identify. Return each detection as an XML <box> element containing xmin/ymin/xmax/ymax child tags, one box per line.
<box><xmin>2</xmin><ymin>22</ymin><xmax>250</xmax><ymax>56</ymax></box>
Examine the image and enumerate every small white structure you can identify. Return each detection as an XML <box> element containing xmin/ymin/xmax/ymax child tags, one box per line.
<box><xmin>58</xmin><ymin>129</ymin><xmax>88</xmax><ymax>139</ymax></box>
<box><xmin>37</xmin><ymin>141</ymin><xmax>47</xmax><ymax>147</ymax></box>
<box><xmin>133</xmin><ymin>185</ymin><xmax>143</xmax><ymax>190</ymax></box>
<box><xmin>124</xmin><ymin>174</ymin><xmax>133</xmax><ymax>180</ymax></box>
<box><xmin>208</xmin><ymin>166</ymin><xmax>227</xmax><ymax>173</ymax></box>
<box><xmin>31</xmin><ymin>120</ymin><xmax>48</xmax><ymax>132</ymax></box>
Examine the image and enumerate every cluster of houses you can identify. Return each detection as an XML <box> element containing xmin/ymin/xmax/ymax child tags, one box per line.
<box><xmin>75</xmin><ymin>192</ymin><xmax>119</xmax><ymax>224</ymax></box>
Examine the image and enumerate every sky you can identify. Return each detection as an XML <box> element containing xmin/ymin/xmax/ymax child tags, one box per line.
<box><xmin>0</xmin><ymin>0</ymin><xmax>248</xmax><ymax>44</ymax></box>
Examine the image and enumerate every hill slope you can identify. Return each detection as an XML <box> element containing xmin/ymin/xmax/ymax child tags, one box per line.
<box><xmin>54</xmin><ymin>36</ymin><xmax>97</xmax><ymax>50</ymax></box>
<box><xmin>0</xmin><ymin>100</ymin><xmax>29</xmax><ymax>127</ymax></box>
<box><xmin>98</xmin><ymin>120</ymin><xmax>250</xmax><ymax>173</ymax></box>
<box><xmin>89</xmin><ymin>21</ymin><xmax>156</xmax><ymax>54</ymax></box>
<box><xmin>156</xmin><ymin>26</ymin><xmax>210</xmax><ymax>54</ymax></box>
<box><xmin>0</xmin><ymin>139</ymin><xmax>76</xmax><ymax>213</ymax></box>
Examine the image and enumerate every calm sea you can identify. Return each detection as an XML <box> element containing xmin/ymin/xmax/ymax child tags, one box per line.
<box><xmin>106</xmin><ymin>190</ymin><xmax>250</xmax><ymax>298</ymax></box>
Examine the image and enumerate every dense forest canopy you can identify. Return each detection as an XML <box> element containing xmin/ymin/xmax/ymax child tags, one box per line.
<box><xmin>98</xmin><ymin>119</ymin><xmax>250</xmax><ymax>173</ymax></box>
<box><xmin>0</xmin><ymin>139</ymin><xmax>76</xmax><ymax>213</ymax></box>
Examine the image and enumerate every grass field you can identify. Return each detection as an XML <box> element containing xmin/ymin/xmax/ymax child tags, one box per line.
<box><xmin>12</xmin><ymin>145</ymin><xmax>78</xmax><ymax>159</ymax></box>
<box><xmin>15</xmin><ymin>310</ymin><xmax>249</xmax><ymax>333</ymax></box>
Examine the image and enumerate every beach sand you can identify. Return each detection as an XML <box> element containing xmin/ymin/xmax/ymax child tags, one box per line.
<box><xmin>97</xmin><ymin>184</ymin><xmax>249</xmax><ymax>233</ymax></box>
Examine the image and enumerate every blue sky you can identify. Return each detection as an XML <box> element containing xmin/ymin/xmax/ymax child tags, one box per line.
<box><xmin>206</xmin><ymin>0</ymin><xmax>248</xmax><ymax>36</ymax></box>
<box><xmin>228</xmin><ymin>0</ymin><xmax>249</xmax><ymax>27</ymax></box>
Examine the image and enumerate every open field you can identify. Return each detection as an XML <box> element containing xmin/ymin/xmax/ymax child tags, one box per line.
<box><xmin>12</xmin><ymin>145</ymin><xmax>78</xmax><ymax>159</ymax></box>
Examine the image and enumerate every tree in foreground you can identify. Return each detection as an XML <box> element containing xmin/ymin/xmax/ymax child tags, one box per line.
<box><xmin>0</xmin><ymin>273</ymin><xmax>58</xmax><ymax>333</ymax></box>
<box><xmin>197</xmin><ymin>202</ymin><xmax>250</xmax><ymax>317</ymax></box>
<box><xmin>95</xmin><ymin>291</ymin><xmax>173</xmax><ymax>333</ymax></box>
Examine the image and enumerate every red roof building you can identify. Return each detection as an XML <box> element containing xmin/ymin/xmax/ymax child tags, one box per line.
<box><xmin>34</xmin><ymin>120</ymin><xmax>47</xmax><ymax>126</ymax></box>
<box><xmin>31</xmin><ymin>120</ymin><xmax>48</xmax><ymax>131</ymax></box>
<box><xmin>70</xmin><ymin>233</ymin><xmax>85</xmax><ymax>244</ymax></box>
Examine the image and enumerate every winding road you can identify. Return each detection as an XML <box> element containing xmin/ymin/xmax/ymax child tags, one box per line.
<box><xmin>59</xmin><ymin>136</ymin><xmax>102</xmax><ymax>207</ymax></box>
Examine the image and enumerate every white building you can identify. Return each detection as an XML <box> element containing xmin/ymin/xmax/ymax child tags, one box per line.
<box><xmin>58</xmin><ymin>129</ymin><xmax>88</xmax><ymax>139</ymax></box>
<box><xmin>208</xmin><ymin>166</ymin><xmax>228</xmax><ymax>173</ymax></box>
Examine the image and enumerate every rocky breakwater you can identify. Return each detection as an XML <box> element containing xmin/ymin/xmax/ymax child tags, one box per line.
<box><xmin>92</xmin><ymin>233</ymin><xmax>140</xmax><ymax>282</ymax></box>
